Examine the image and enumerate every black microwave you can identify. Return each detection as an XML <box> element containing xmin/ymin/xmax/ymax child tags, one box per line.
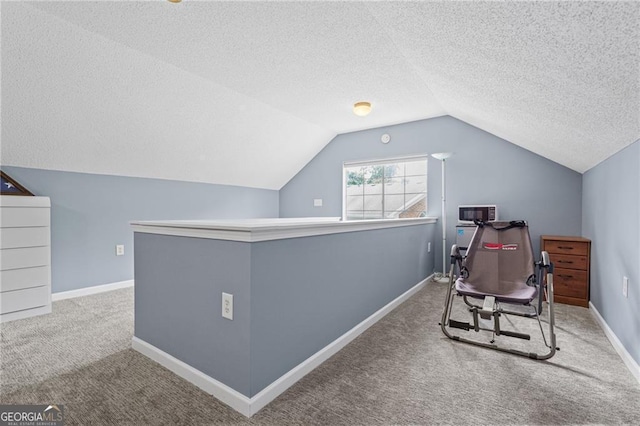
<box><xmin>458</xmin><ymin>205</ymin><xmax>498</xmax><ymax>224</ymax></box>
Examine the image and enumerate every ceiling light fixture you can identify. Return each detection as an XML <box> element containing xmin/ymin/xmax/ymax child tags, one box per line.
<box><xmin>167</xmin><ymin>0</ymin><xmax>182</xmax><ymax>3</ymax></box>
<box><xmin>353</xmin><ymin>101</ymin><xmax>372</xmax><ymax>117</ymax></box>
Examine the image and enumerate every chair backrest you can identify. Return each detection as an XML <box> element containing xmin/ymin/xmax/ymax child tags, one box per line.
<box><xmin>462</xmin><ymin>221</ymin><xmax>535</xmax><ymax>292</ymax></box>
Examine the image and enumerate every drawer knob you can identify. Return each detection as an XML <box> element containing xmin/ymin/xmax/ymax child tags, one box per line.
<box><xmin>557</xmin><ymin>260</ymin><xmax>573</xmax><ymax>264</ymax></box>
<box><xmin>558</xmin><ymin>274</ymin><xmax>574</xmax><ymax>279</ymax></box>
<box><xmin>558</xmin><ymin>246</ymin><xmax>574</xmax><ymax>250</ymax></box>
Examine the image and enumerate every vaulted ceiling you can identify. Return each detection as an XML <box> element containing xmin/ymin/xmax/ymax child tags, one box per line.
<box><xmin>2</xmin><ymin>1</ymin><xmax>638</xmax><ymax>190</ymax></box>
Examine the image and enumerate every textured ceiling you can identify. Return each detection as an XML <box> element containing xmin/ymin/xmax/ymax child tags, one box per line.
<box><xmin>1</xmin><ymin>1</ymin><xmax>638</xmax><ymax>190</ymax></box>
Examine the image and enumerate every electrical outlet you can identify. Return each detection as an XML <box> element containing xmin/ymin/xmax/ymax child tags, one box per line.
<box><xmin>313</xmin><ymin>198</ymin><xmax>323</xmax><ymax>207</ymax></box>
<box><xmin>222</xmin><ymin>292</ymin><xmax>233</xmax><ymax>320</ymax></box>
<box><xmin>428</xmin><ymin>242</ymin><xmax>431</xmax><ymax>253</ymax></box>
<box><xmin>116</xmin><ymin>245</ymin><xmax>125</xmax><ymax>256</ymax></box>
<box><xmin>623</xmin><ymin>276</ymin><xmax>629</xmax><ymax>298</ymax></box>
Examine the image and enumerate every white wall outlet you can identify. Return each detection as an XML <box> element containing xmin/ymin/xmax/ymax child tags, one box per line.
<box><xmin>116</xmin><ymin>245</ymin><xmax>125</xmax><ymax>256</ymax></box>
<box><xmin>313</xmin><ymin>198</ymin><xmax>323</xmax><ymax>207</ymax></box>
<box><xmin>428</xmin><ymin>242</ymin><xmax>431</xmax><ymax>253</ymax></box>
<box><xmin>222</xmin><ymin>292</ymin><xmax>233</xmax><ymax>320</ymax></box>
<box><xmin>623</xmin><ymin>276</ymin><xmax>629</xmax><ymax>298</ymax></box>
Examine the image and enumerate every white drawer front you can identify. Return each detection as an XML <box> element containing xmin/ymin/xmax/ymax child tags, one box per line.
<box><xmin>0</xmin><ymin>246</ymin><xmax>50</xmax><ymax>271</ymax></box>
<box><xmin>0</xmin><ymin>196</ymin><xmax>50</xmax><ymax>208</ymax></box>
<box><xmin>0</xmin><ymin>285</ymin><xmax>50</xmax><ymax>314</ymax></box>
<box><xmin>0</xmin><ymin>266</ymin><xmax>50</xmax><ymax>292</ymax></box>
<box><xmin>0</xmin><ymin>207</ymin><xmax>50</xmax><ymax>228</ymax></box>
<box><xmin>0</xmin><ymin>227</ymin><xmax>50</xmax><ymax>249</ymax></box>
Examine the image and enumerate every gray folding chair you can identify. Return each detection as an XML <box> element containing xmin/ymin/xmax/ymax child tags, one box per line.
<box><xmin>441</xmin><ymin>220</ymin><xmax>558</xmax><ymax>359</ymax></box>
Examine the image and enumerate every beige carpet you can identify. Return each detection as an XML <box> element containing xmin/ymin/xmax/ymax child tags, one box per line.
<box><xmin>1</xmin><ymin>282</ymin><xmax>639</xmax><ymax>425</ymax></box>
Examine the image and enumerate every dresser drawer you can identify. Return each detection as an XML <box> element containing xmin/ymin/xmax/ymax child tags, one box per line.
<box><xmin>0</xmin><ymin>285</ymin><xmax>49</xmax><ymax>314</ymax></box>
<box><xmin>0</xmin><ymin>207</ymin><xmax>50</xmax><ymax>228</ymax></box>
<box><xmin>0</xmin><ymin>266</ymin><xmax>50</xmax><ymax>292</ymax></box>
<box><xmin>0</xmin><ymin>227</ymin><xmax>50</xmax><ymax>249</ymax></box>
<box><xmin>0</xmin><ymin>197</ymin><xmax>51</xmax><ymax>322</ymax></box>
<box><xmin>545</xmin><ymin>240</ymin><xmax>589</xmax><ymax>256</ymax></box>
<box><xmin>554</xmin><ymin>268</ymin><xmax>588</xmax><ymax>299</ymax></box>
<box><xmin>0</xmin><ymin>246</ymin><xmax>50</xmax><ymax>271</ymax></box>
<box><xmin>549</xmin><ymin>253</ymin><xmax>588</xmax><ymax>271</ymax></box>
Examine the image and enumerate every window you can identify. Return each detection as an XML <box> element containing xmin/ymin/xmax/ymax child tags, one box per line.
<box><xmin>343</xmin><ymin>156</ymin><xmax>427</xmax><ymax>220</ymax></box>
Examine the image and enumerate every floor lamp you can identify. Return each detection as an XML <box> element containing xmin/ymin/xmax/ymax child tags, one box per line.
<box><xmin>431</xmin><ymin>152</ymin><xmax>453</xmax><ymax>277</ymax></box>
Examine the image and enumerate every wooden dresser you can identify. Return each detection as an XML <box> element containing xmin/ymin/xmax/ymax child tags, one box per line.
<box><xmin>0</xmin><ymin>196</ymin><xmax>52</xmax><ymax>322</ymax></box>
<box><xmin>540</xmin><ymin>235</ymin><xmax>591</xmax><ymax>307</ymax></box>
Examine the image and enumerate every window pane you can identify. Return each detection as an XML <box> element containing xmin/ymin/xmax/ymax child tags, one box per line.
<box><xmin>384</xmin><ymin>194</ymin><xmax>405</xmax><ymax>214</ymax></box>
<box><xmin>362</xmin><ymin>165</ymin><xmax>384</xmax><ymax>185</ymax></box>
<box><xmin>384</xmin><ymin>163</ymin><xmax>402</xmax><ymax>178</ymax></box>
<box><xmin>405</xmin><ymin>160</ymin><xmax>427</xmax><ymax>176</ymax></box>
<box><xmin>346</xmin><ymin>185</ymin><xmax>363</xmax><ymax>196</ymax></box>
<box><xmin>399</xmin><ymin>195</ymin><xmax>427</xmax><ymax>218</ymax></box>
<box><xmin>346</xmin><ymin>211</ymin><xmax>364</xmax><ymax>220</ymax></box>
<box><xmin>404</xmin><ymin>177</ymin><xmax>426</xmax><ymax>194</ymax></box>
<box><xmin>363</xmin><ymin>195</ymin><xmax>382</xmax><ymax>211</ymax></box>
<box><xmin>346</xmin><ymin>195</ymin><xmax>364</xmax><ymax>210</ymax></box>
<box><xmin>346</xmin><ymin>167</ymin><xmax>364</xmax><ymax>189</ymax></box>
<box><xmin>363</xmin><ymin>210</ymin><xmax>383</xmax><ymax>219</ymax></box>
<box><xmin>363</xmin><ymin>182</ymin><xmax>383</xmax><ymax>195</ymax></box>
<box><xmin>405</xmin><ymin>193</ymin><xmax>426</xmax><ymax>207</ymax></box>
<box><xmin>383</xmin><ymin>177</ymin><xmax>404</xmax><ymax>194</ymax></box>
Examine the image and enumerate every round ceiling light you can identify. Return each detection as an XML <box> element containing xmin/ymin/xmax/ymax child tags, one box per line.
<box><xmin>353</xmin><ymin>101</ymin><xmax>372</xmax><ymax>117</ymax></box>
<box><xmin>168</xmin><ymin>0</ymin><xmax>182</xmax><ymax>3</ymax></box>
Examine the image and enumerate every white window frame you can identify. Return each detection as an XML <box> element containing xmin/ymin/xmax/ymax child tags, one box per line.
<box><xmin>342</xmin><ymin>154</ymin><xmax>428</xmax><ymax>221</ymax></box>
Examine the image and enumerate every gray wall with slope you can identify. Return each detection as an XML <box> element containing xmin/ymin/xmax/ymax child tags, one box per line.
<box><xmin>582</xmin><ymin>140</ymin><xmax>640</xmax><ymax>366</ymax></box>
<box><xmin>2</xmin><ymin>166</ymin><xmax>279</xmax><ymax>293</ymax></box>
<box><xmin>279</xmin><ymin>116</ymin><xmax>583</xmax><ymax>271</ymax></box>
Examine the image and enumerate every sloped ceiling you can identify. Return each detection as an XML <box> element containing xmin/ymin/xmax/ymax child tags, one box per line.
<box><xmin>1</xmin><ymin>1</ymin><xmax>638</xmax><ymax>190</ymax></box>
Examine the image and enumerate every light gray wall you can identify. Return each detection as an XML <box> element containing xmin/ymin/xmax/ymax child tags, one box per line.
<box><xmin>280</xmin><ymin>116</ymin><xmax>583</xmax><ymax>271</ymax></box>
<box><xmin>133</xmin><ymin>223</ymin><xmax>433</xmax><ymax>398</ymax></box>
<box><xmin>1</xmin><ymin>166</ymin><xmax>279</xmax><ymax>293</ymax></box>
<box><xmin>582</xmin><ymin>140</ymin><xmax>640</xmax><ymax>366</ymax></box>
<box><xmin>134</xmin><ymin>233</ymin><xmax>253</xmax><ymax>395</ymax></box>
<box><xmin>249</xmin><ymin>224</ymin><xmax>434</xmax><ymax>396</ymax></box>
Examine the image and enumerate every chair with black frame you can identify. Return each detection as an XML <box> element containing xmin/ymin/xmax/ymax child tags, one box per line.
<box><xmin>440</xmin><ymin>220</ymin><xmax>558</xmax><ymax>360</ymax></box>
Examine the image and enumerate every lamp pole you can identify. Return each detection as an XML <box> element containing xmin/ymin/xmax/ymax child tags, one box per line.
<box><xmin>431</xmin><ymin>152</ymin><xmax>453</xmax><ymax>276</ymax></box>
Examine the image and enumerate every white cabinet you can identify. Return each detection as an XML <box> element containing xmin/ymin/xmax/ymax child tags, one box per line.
<box><xmin>0</xmin><ymin>196</ymin><xmax>51</xmax><ymax>322</ymax></box>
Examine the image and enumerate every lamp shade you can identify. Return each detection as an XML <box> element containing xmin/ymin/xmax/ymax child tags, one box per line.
<box><xmin>431</xmin><ymin>152</ymin><xmax>453</xmax><ymax>161</ymax></box>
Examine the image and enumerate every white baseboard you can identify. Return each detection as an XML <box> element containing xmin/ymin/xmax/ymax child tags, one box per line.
<box><xmin>52</xmin><ymin>279</ymin><xmax>134</xmax><ymax>301</ymax></box>
<box><xmin>132</xmin><ymin>337</ymin><xmax>252</xmax><ymax>416</ymax></box>
<box><xmin>589</xmin><ymin>301</ymin><xmax>640</xmax><ymax>383</ymax></box>
<box><xmin>249</xmin><ymin>274</ymin><xmax>432</xmax><ymax>414</ymax></box>
<box><xmin>132</xmin><ymin>275</ymin><xmax>432</xmax><ymax>417</ymax></box>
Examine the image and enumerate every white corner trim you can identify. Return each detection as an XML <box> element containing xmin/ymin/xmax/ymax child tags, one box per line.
<box><xmin>132</xmin><ymin>275</ymin><xmax>432</xmax><ymax>417</ymax></box>
<box><xmin>131</xmin><ymin>217</ymin><xmax>436</xmax><ymax>242</ymax></box>
<box><xmin>52</xmin><ymin>279</ymin><xmax>134</xmax><ymax>301</ymax></box>
<box><xmin>132</xmin><ymin>337</ymin><xmax>252</xmax><ymax>417</ymax></box>
<box><xmin>589</xmin><ymin>301</ymin><xmax>640</xmax><ymax>384</ymax></box>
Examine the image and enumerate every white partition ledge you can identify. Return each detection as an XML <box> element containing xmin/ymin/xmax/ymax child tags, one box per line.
<box><xmin>131</xmin><ymin>217</ymin><xmax>437</xmax><ymax>242</ymax></box>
